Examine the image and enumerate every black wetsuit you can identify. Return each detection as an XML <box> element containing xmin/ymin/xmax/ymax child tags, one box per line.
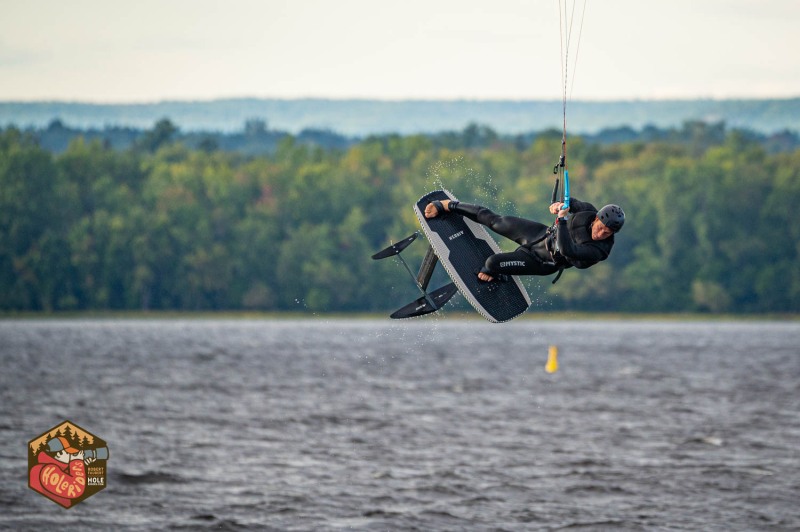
<box><xmin>448</xmin><ymin>198</ymin><xmax>614</xmax><ymax>279</ymax></box>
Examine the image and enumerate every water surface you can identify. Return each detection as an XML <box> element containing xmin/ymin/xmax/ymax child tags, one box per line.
<box><xmin>1</xmin><ymin>318</ymin><xmax>798</xmax><ymax>530</ymax></box>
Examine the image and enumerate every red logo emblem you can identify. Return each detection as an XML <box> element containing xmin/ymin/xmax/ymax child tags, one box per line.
<box><xmin>27</xmin><ymin>420</ymin><xmax>110</xmax><ymax>508</ymax></box>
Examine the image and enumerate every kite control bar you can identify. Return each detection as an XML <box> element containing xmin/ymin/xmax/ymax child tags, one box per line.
<box><xmin>551</xmin><ymin>151</ymin><xmax>569</xmax><ymax>209</ymax></box>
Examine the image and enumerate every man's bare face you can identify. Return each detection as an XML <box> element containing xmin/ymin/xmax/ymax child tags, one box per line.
<box><xmin>591</xmin><ymin>218</ymin><xmax>614</xmax><ymax>240</ymax></box>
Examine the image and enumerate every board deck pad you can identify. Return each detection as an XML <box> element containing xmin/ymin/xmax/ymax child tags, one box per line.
<box><xmin>414</xmin><ymin>190</ymin><xmax>531</xmax><ymax>323</ymax></box>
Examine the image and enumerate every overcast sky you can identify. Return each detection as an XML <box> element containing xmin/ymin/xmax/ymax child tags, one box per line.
<box><xmin>1</xmin><ymin>0</ymin><xmax>797</xmax><ymax>102</ymax></box>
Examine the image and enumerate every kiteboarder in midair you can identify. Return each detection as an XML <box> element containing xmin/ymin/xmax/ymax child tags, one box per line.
<box><xmin>424</xmin><ymin>198</ymin><xmax>624</xmax><ymax>282</ymax></box>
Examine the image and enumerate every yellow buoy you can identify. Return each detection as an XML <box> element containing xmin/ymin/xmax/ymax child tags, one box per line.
<box><xmin>546</xmin><ymin>345</ymin><xmax>559</xmax><ymax>373</ymax></box>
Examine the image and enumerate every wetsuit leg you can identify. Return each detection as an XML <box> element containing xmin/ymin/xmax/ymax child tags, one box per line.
<box><xmin>484</xmin><ymin>249</ymin><xmax>559</xmax><ymax>277</ymax></box>
<box><xmin>450</xmin><ymin>203</ymin><xmax>549</xmax><ymax>246</ymax></box>
<box><xmin>449</xmin><ymin>202</ymin><xmax>556</xmax><ymax>278</ymax></box>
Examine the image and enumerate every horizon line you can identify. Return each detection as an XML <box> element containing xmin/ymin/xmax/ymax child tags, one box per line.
<box><xmin>2</xmin><ymin>95</ymin><xmax>799</xmax><ymax>106</ymax></box>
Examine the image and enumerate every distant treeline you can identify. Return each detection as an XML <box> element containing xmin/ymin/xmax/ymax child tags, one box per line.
<box><xmin>1</xmin><ymin>120</ymin><xmax>798</xmax><ymax>313</ymax></box>
<box><xmin>3</xmin><ymin>97</ymin><xmax>800</xmax><ymax>135</ymax></box>
<box><xmin>17</xmin><ymin>117</ymin><xmax>800</xmax><ymax>156</ymax></box>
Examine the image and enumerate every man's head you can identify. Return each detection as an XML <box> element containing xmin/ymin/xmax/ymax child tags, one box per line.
<box><xmin>592</xmin><ymin>204</ymin><xmax>625</xmax><ymax>240</ymax></box>
<box><xmin>46</xmin><ymin>437</ymin><xmax>80</xmax><ymax>463</ymax></box>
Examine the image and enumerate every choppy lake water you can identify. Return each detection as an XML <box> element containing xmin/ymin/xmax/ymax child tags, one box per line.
<box><xmin>1</xmin><ymin>318</ymin><xmax>798</xmax><ymax>531</ymax></box>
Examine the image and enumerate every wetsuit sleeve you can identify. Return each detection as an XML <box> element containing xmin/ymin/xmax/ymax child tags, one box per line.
<box><xmin>555</xmin><ymin>219</ymin><xmax>609</xmax><ymax>268</ymax></box>
<box><xmin>566</xmin><ymin>198</ymin><xmax>596</xmax><ymax>214</ymax></box>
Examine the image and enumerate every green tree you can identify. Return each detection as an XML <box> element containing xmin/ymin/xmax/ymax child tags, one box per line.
<box><xmin>0</xmin><ymin>129</ymin><xmax>76</xmax><ymax>310</ymax></box>
<box><xmin>136</xmin><ymin>118</ymin><xmax>178</xmax><ymax>153</ymax></box>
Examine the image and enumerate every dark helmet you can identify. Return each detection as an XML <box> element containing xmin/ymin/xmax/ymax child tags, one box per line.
<box><xmin>597</xmin><ymin>204</ymin><xmax>625</xmax><ymax>232</ymax></box>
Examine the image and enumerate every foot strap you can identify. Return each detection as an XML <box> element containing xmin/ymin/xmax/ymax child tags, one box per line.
<box><xmin>431</xmin><ymin>200</ymin><xmax>446</xmax><ymax>215</ymax></box>
<box><xmin>431</xmin><ymin>199</ymin><xmax>460</xmax><ymax>215</ymax></box>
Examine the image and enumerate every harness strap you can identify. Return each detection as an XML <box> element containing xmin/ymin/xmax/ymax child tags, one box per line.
<box><xmin>543</xmin><ymin>224</ymin><xmax>567</xmax><ymax>284</ymax></box>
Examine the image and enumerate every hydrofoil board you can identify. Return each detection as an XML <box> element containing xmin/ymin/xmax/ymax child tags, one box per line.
<box><xmin>414</xmin><ymin>190</ymin><xmax>531</xmax><ymax>323</ymax></box>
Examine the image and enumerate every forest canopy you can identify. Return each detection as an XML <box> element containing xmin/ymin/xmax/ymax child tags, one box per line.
<box><xmin>1</xmin><ymin>120</ymin><xmax>798</xmax><ymax>314</ymax></box>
